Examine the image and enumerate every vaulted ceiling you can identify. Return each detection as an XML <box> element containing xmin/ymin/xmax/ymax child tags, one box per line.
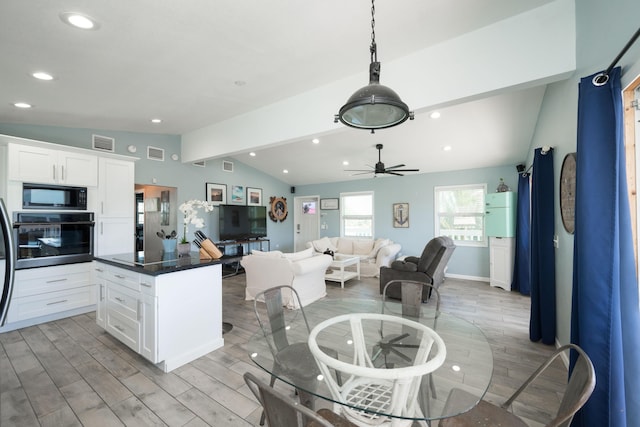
<box><xmin>0</xmin><ymin>0</ymin><xmax>575</xmax><ymax>184</ymax></box>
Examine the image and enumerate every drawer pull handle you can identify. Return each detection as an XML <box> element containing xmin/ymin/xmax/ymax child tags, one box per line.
<box><xmin>47</xmin><ymin>299</ymin><xmax>68</xmax><ymax>306</ymax></box>
<box><xmin>114</xmin><ymin>325</ymin><xmax>125</xmax><ymax>332</ymax></box>
<box><xmin>115</xmin><ymin>297</ymin><xmax>126</xmax><ymax>303</ymax></box>
<box><xmin>141</xmin><ymin>282</ymin><xmax>151</xmax><ymax>288</ymax></box>
<box><xmin>114</xmin><ymin>274</ymin><xmax>126</xmax><ymax>279</ymax></box>
<box><xmin>46</xmin><ymin>278</ymin><xmax>68</xmax><ymax>283</ymax></box>
<box><xmin>95</xmin><ymin>268</ymin><xmax>104</xmax><ymax>272</ymax></box>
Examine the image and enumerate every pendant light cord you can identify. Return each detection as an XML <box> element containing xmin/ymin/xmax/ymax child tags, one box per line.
<box><xmin>370</xmin><ymin>0</ymin><xmax>377</xmax><ymax>62</ymax></box>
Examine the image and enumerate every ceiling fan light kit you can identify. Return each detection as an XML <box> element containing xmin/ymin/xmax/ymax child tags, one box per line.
<box><xmin>335</xmin><ymin>0</ymin><xmax>414</xmax><ymax>133</ymax></box>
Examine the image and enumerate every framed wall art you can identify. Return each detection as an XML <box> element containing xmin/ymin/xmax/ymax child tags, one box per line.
<box><xmin>247</xmin><ymin>187</ymin><xmax>263</xmax><ymax>206</ymax></box>
<box><xmin>320</xmin><ymin>198</ymin><xmax>339</xmax><ymax>210</ymax></box>
<box><xmin>231</xmin><ymin>185</ymin><xmax>245</xmax><ymax>204</ymax></box>
<box><xmin>393</xmin><ymin>203</ymin><xmax>409</xmax><ymax>228</ymax></box>
<box><xmin>205</xmin><ymin>183</ymin><xmax>226</xmax><ymax>206</ymax></box>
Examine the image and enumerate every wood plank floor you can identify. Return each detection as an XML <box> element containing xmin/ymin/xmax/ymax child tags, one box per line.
<box><xmin>0</xmin><ymin>275</ymin><xmax>565</xmax><ymax>426</ymax></box>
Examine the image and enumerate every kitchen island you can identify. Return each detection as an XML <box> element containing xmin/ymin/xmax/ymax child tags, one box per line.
<box><xmin>94</xmin><ymin>251</ymin><xmax>223</xmax><ymax>373</ymax></box>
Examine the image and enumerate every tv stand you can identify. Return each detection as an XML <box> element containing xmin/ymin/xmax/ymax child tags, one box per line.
<box><xmin>215</xmin><ymin>238</ymin><xmax>270</xmax><ymax>256</ymax></box>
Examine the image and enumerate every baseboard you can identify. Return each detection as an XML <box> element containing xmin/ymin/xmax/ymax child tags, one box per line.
<box><xmin>445</xmin><ymin>273</ymin><xmax>490</xmax><ymax>283</ymax></box>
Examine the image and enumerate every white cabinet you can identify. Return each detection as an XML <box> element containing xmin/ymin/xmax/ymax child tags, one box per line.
<box><xmin>489</xmin><ymin>237</ymin><xmax>515</xmax><ymax>291</ymax></box>
<box><xmin>7</xmin><ymin>143</ymin><xmax>98</xmax><ymax>186</ymax></box>
<box><xmin>3</xmin><ymin>263</ymin><xmax>95</xmax><ymax>326</ymax></box>
<box><xmin>96</xmin><ymin>157</ymin><xmax>135</xmax><ymax>255</ymax></box>
<box><xmin>95</xmin><ymin>261</ymin><xmax>223</xmax><ymax>372</ymax></box>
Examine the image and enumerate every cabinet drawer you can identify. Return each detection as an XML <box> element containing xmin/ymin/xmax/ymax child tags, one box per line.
<box><xmin>106</xmin><ymin>310</ymin><xmax>139</xmax><ymax>352</ymax></box>
<box><xmin>9</xmin><ymin>286</ymin><xmax>96</xmax><ymax>322</ymax></box>
<box><xmin>15</xmin><ymin>263</ymin><xmax>92</xmax><ymax>297</ymax></box>
<box><xmin>104</xmin><ymin>266</ymin><xmax>141</xmax><ymax>292</ymax></box>
<box><xmin>106</xmin><ymin>284</ymin><xmax>139</xmax><ymax>321</ymax></box>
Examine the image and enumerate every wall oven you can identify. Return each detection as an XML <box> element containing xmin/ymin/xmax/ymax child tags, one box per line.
<box><xmin>13</xmin><ymin>212</ymin><xmax>95</xmax><ymax>269</ymax></box>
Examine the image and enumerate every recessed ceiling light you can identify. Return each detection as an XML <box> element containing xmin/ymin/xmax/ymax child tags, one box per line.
<box><xmin>249</xmin><ymin>152</ymin><xmax>256</xmax><ymax>157</ymax></box>
<box><xmin>443</xmin><ymin>145</ymin><xmax>452</xmax><ymax>151</ymax></box>
<box><xmin>312</xmin><ymin>138</ymin><xmax>320</xmax><ymax>144</ymax></box>
<box><xmin>32</xmin><ymin>72</ymin><xmax>54</xmax><ymax>81</ymax></box>
<box><xmin>151</xmin><ymin>118</ymin><xmax>162</xmax><ymax>123</ymax></box>
<box><xmin>430</xmin><ymin>111</ymin><xmax>441</xmax><ymax>119</ymax></box>
<box><xmin>13</xmin><ymin>102</ymin><xmax>32</xmax><ymax>109</ymax></box>
<box><xmin>60</xmin><ymin>12</ymin><xmax>99</xmax><ymax>30</ymax></box>
<box><xmin>283</xmin><ymin>169</ymin><xmax>289</xmax><ymax>174</ymax></box>
<box><xmin>343</xmin><ymin>161</ymin><xmax>349</xmax><ymax>166</ymax></box>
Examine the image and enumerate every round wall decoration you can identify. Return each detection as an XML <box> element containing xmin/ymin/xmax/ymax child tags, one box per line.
<box><xmin>560</xmin><ymin>152</ymin><xmax>577</xmax><ymax>234</ymax></box>
<box><xmin>269</xmin><ymin>196</ymin><xmax>288</xmax><ymax>222</ymax></box>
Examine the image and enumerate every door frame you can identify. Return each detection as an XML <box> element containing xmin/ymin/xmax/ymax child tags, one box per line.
<box><xmin>293</xmin><ymin>195</ymin><xmax>320</xmax><ymax>252</ymax></box>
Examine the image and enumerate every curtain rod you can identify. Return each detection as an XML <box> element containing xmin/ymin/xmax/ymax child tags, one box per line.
<box><xmin>594</xmin><ymin>26</ymin><xmax>640</xmax><ymax>85</ymax></box>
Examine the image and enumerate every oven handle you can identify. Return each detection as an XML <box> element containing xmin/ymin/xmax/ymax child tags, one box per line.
<box><xmin>13</xmin><ymin>221</ymin><xmax>95</xmax><ymax>227</ymax></box>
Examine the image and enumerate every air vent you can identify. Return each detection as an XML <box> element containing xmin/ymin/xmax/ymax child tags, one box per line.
<box><xmin>92</xmin><ymin>134</ymin><xmax>115</xmax><ymax>152</ymax></box>
<box><xmin>147</xmin><ymin>146</ymin><xmax>165</xmax><ymax>161</ymax></box>
<box><xmin>222</xmin><ymin>160</ymin><xmax>234</xmax><ymax>172</ymax></box>
<box><xmin>193</xmin><ymin>160</ymin><xmax>206</xmax><ymax>168</ymax></box>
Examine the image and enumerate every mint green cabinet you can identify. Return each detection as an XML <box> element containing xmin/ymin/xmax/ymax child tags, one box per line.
<box><xmin>485</xmin><ymin>192</ymin><xmax>516</xmax><ymax>237</ymax></box>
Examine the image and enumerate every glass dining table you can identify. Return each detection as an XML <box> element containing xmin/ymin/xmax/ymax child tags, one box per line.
<box><xmin>247</xmin><ymin>298</ymin><xmax>493</xmax><ymax>423</ymax></box>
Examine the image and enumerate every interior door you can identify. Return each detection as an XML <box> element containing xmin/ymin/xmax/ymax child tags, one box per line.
<box><xmin>294</xmin><ymin>196</ymin><xmax>320</xmax><ymax>252</ymax></box>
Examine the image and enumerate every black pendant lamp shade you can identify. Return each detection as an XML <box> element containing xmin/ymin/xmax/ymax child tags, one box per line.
<box><xmin>335</xmin><ymin>0</ymin><xmax>414</xmax><ymax>132</ymax></box>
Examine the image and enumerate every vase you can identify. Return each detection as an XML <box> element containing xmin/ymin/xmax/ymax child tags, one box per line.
<box><xmin>177</xmin><ymin>242</ymin><xmax>191</xmax><ymax>256</ymax></box>
<box><xmin>162</xmin><ymin>239</ymin><xmax>177</xmax><ymax>253</ymax></box>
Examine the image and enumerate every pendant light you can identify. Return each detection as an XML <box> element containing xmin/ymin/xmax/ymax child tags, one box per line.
<box><xmin>335</xmin><ymin>0</ymin><xmax>414</xmax><ymax>133</ymax></box>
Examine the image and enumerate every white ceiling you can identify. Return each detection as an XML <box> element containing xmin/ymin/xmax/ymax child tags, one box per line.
<box><xmin>0</xmin><ymin>0</ymin><xmax>562</xmax><ymax>185</ymax></box>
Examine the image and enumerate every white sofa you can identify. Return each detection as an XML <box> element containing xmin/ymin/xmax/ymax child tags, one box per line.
<box><xmin>306</xmin><ymin>236</ymin><xmax>401</xmax><ymax>277</ymax></box>
<box><xmin>240</xmin><ymin>248</ymin><xmax>332</xmax><ymax>309</ymax></box>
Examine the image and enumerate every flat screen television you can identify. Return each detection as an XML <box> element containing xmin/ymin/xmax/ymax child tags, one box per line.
<box><xmin>218</xmin><ymin>204</ymin><xmax>267</xmax><ymax>240</ymax></box>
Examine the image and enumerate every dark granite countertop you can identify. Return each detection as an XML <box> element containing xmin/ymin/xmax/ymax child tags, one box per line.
<box><xmin>94</xmin><ymin>251</ymin><xmax>221</xmax><ymax>276</ymax></box>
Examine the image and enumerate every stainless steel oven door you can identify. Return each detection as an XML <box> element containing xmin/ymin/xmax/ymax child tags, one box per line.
<box><xmin>13</xmin><ymin>212</ymin><xmax>94</xmax><ymax>269</ymax></box>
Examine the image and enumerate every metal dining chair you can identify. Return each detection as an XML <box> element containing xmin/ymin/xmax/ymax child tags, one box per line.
<box><xmin>253</xmin><ymin>285</ymin><xmax>340</xmax><ymax>425</ymax></box>
<box><xmin>439</xmin><ymin>344</ymin><xmax>596</xmax><ymax>427</ymax></box>
<box><xmin>244</xmin><ymin>372</ymin><xmax>357</xmax><ymax>427</ymax></box>
<box><xmin>308</xmin><ymin>313</ymin><xmax>447</xmax><ymax>427</ymax></box>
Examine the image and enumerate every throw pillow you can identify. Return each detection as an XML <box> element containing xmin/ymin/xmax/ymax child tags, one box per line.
<box><xmin>353</xmin><ymin>239</ymin><xmax>374</xmax><ymax>256</ymax></box>
<box><xmin>282</xmin><ymin>247</ymin><xmax>314</xmax><ymax>261</ymax></box>
<box><xmin>337</xmin><ymin>238</ymin><xmax>353</xmax><ymax>254</ymax></box>
<box><xmin>368</xmin><ymin>238</ymin><xmax>390</xmax><ymax>258</ymax></box>
<box><xmin>312</xmin><ymin>236</ymin><xmax>336</xmax><ymax>253</ymax></box>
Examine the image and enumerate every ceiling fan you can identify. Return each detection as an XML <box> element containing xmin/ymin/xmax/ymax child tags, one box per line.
<box><xmin>346</xmin><ymin>144</ymin><xmax>420</xmax><ymax>176</ymax></box>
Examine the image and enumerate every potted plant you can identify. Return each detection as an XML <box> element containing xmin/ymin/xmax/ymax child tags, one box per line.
<box><xmin>178</xmin><ymin>199</ymin><xmax>214</xmax><ymax>256</ymax></box>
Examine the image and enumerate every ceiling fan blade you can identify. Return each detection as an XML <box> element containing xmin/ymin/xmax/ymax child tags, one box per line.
<box><xmin>385</xmin><ymin>164</ymin><xmax>406</xmax><ymax>170</ymax></box>
<box><xmin>386</xmin><ymin>171</ymin><xmax>404</xmax><ymax>176</ymax></box>
<box><xmin>389</xmin><ymin>168</ymin><xmax>420</xmax><ymax>172</ymax></box>
<box><xmin>351</xmin><ymin>171</ymin><xmax>374</xmax><ymax>176</ymax></box>
<box><xmin>345</xmin><ymin>169</ymin><xmax>373</xmax><ymax>172</ymax></box>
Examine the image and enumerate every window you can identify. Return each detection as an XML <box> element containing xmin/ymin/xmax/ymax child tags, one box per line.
<box><xmin>434</xmin><ymin>184</ymin><xmax>487</xmax><ymax>246</ymax></box>
<box><xmin>340</xmin><ymin>192</ymin><xmax>374</xmax><ymax>238</ymax></box>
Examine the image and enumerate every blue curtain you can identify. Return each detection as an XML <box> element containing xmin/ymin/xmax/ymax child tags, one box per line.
<box><xmin>512</xmin><ymin>173</ymin><xmax>531</xmax><ymax>295</ymax></box>
<box><xmin>529</xmin><ymin>148</ymin><xmax>555</xmax><ymax>344</ymax></box>
<box><xmin>571</xmin><ymin>67</ymin><xmax>640</xmax><ymax>426</ymax></box>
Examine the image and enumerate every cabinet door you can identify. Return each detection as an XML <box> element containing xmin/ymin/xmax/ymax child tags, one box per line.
<box><xmin>94</xmin><ymin>265</ymin><xmax>107</xmax><ymax>328</ymax></box>
<box><xmin>96</xmin><ymin>217</ymin><xmax>135</xmax><ymax>256</ymax></box>
<box><xmin>59</xmin><ymin>152</ymin><xmax>98</xmax><ymax>186</ymax></box>
<box><xmin>139</xmin><ymin>293</ymin><xmax>157</xmax><ymax>362</ymax></box>
<box><xmin>7</xmin><ymin>144</ymin><xmax>56</xmax><ymax>183</ymax></box>
<box><xmin>98</xmin><ymin>158</ymin><xmax>134</xmax><ymax>217</ymax></box>
<box><xmin>489</xmin><ymin>237</ymin><xmax>514</xmax><ymax>291</ymax></box>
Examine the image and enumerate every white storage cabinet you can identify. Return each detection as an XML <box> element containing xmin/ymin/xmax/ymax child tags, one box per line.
<box><xmin>489</xmin><ymin>237</ymin><xmax>515</xmax><ymax>291</ymax></box>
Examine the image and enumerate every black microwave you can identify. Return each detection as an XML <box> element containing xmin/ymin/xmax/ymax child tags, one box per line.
<box><xmin>22</xmin><ymin>183</ymin><xmax>88</xmax><ymax>210</ymax></box>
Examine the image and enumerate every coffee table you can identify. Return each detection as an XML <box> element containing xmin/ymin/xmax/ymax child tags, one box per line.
<box><xmin>325</xmin><ymin>255</ymin><xmax>360</xmax><ymax>288</ymax></box>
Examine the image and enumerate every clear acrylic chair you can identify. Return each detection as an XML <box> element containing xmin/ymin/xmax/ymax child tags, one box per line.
<box><xmin>308</xmin><ymin>312</ymin><xmax>446</xmax><ymax>427</ymax></box>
